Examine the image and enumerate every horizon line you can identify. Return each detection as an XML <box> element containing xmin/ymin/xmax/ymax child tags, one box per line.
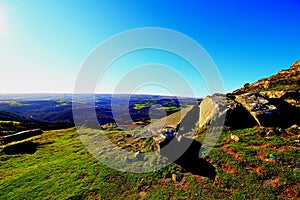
<box><xmin>0</xmin><ymin>92</ymin><xmax>204</xmax><ymax>99</ymax></box>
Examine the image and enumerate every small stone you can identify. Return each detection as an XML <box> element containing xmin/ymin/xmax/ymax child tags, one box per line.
<box><xmin>134</xmin><ymin>151</ymin><xmax>144</xmax><ymax>160</ymax></box>
<box><xmin>140</xmin><ymin>178</ymin><xmax>146</xmax><ymax>184</ymax></box>
<box><xmin>97</xmin><ymin>150</ymin><xmax>105</xmax><ymax>154</ymax></box>
<box><xmin>126</xmin><ymin>133</ymin><xmax>132</xmax><ymax>138</ymax></box>
<box><xmin>134</xmin><ymin>151</ymin><xmax>140</xmax><ymax>157</ymax></box>
<box><xmin>291</xmin><ymin>124</ymin><xmax>300</xmax><ymax>129</ymax></box>
<box><xmin>265</xmin><ymin>158</ymin><xmax>276</xmax><ymax>163</ymax></box>
<box><xmin>230</xmin><ymin>134</ymin><xmax>240</xmax><ymax>142</ymax></box>
<box><xmin>139</xmin><ymin>191</ymin><xmax>147</xmax><ymax>197</ymax></box>
<box><xmin>172</xmin><ymin>174</ymin><xmax>177</xmax><ymax>182</ymax></box>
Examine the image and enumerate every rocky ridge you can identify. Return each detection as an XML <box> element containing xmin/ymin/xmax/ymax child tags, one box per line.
<box><xmin>233</xmin><ymin>60</ymin><xmax>300</xmax><ymax>94</ymax></box>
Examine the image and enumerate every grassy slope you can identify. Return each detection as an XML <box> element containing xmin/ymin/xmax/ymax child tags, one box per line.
<box><xmin>1</xmin><ymin>127</ymin><xmax>299</xmax><ymax>199</ymax></box>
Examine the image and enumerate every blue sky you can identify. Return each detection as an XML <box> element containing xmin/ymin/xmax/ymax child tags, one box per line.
<box><xmin>0</xmin><ymin>0</ymin><xmax>299</xmax><ymax>97</ymax></box>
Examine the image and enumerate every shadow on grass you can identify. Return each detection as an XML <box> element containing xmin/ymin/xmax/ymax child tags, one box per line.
<box><xmin>2</xmin><ymin>141</ymin><xmax>38</xmax><ymax>155</ymax></box>
<box><xmin>160</xmin><ymin>137</ymin><xmax>216</xmax><ymax>180</ymax></box>
<box><xmin>158</xmin><ymin>104</ymin><xmax>216</xmax><ymax>180</ymax></box>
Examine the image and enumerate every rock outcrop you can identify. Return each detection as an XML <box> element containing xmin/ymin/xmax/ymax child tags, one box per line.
<box><xmin>199</xmin><ymin>94</ymin><xmax>257</xmax><ymax>129</ymax></box>
<box><xmin>199</xmin><ymin>92</ymin><xmax>299</xmax><ymax>129</ymax></box>
<box><xmin>199</xmin><ymin>60</ymin><xmax>300</xmax><ymax>129</ymax></box>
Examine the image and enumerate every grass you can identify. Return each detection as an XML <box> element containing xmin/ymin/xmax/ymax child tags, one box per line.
<box><xmin>266</xmin><ymin>80</ymin><xmax>300</xmax><ymax>91</ymax></box>
<box><xmin>0</xmin><ymin>126</ymin><xmax>299</xmax><ymax>199</ymax></box>
<box><xmin>133</xmin><ymin>102</ymin><xmax>155</xmax><ymax>110</ymax></box>
<box><xmin>156</xmin><ymin>106</ymin><xmax>181</xmax><ymax>112</ymax></box>
<box><xmin>133</xmin><ymin>102</ymin><xmax>181</xmax><ymax>112</ymax></box>
<box><xmin>133</xmin><ymin>119</ymin><xmax>152</xmax><ymax>125</ymax></box>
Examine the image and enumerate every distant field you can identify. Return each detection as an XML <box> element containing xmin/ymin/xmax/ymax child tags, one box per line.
<box><xmin>0</xmin><ymin>120</ymin><xmax>21</xmax><ymax>125</ymax></box>
<box><xmin>0</xmin><ymin>101</ymin><xmax>29</xmax><ymax>106</ymax></box>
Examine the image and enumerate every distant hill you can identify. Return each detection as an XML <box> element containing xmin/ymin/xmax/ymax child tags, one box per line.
<box><xmin>0</xmin><ymin>110</ymin><xmax>41</xmax><ymax>123</ymax></box>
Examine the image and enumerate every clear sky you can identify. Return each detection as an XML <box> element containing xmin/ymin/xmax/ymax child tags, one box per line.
<box><xmin>0</xmin><ymin>0</ymin><xmax>299</xmax><ymax>97</ymax></box>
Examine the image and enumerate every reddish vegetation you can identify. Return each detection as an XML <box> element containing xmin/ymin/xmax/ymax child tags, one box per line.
<box><xmin>284</xmin><ymin>187</ymin><xmax>298</xmax><ymax>198</ymax></box>
<box><xmin>193</xmin><ymin>175</ymin><xmax>211</xmax><ymax>189</ymax></box>
<box><xmin>178</xmin><ymin>177</ymin><xmax>189</xmax><ymax>191</ymax></box>
<box><xmin>255</xmin><ymin>151</ymin><xmax>266</xmax><ymax>160</ymax></box>
<box><xmin>277</xmin><ymin>145</ymin><xmax>300</xmax><ymax>151</ymax></box>
<box><xmin>278</xmin><ymin>187</ymin><xmax>298</xmax><ymax>199</ymax></box>
<box><xmin>264</xmin><ymin>177</ymin><xmax>280</xmax><ymax>188</ymax></box>
<box><xmin>247</xmin><ymin>144</ymin><xmax>271</xmax><ymax>149</ymax></box>
<box><xmin>194</xmin><ymin>175</ymin><xmax>204</xmax><ymax>185</ymax></box>
<box><xmin>221</xmin><ymin>163</ymin><xmax>237</xmax><ymax>174</ymax></box>
<box><xmin>220</xmin><ymin>145</ymin><xmax>243</xmax><ymax>162</ymax></box>
<box><xmin>220</xmin><ymin>145</ymin><xmax>269</xmax><ymax>174</ymax></box>
<box><xmin>253</xmin><ymin>166</ymin><xmax>262</xmax><ymax>174</ymax></box>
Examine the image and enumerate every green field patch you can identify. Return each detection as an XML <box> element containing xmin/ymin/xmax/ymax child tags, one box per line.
<box><xmin>0</xmin><ymin>101</ymin><xmax>29</xmax><ymax>106</ymax></box>
<box><xmin>156</xmin><ymin>106</ymin><xmax>180</xmax><ymax>112</ymax></box>
<box><xmin>0</xmin><ymin>120</ymin><xmax>21</xmax><ymax>125</ymax></box>
<box><xmin>134</xmin><ymin>102</ymin><xmax>155</xmax><ymax>110</ymax></box>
